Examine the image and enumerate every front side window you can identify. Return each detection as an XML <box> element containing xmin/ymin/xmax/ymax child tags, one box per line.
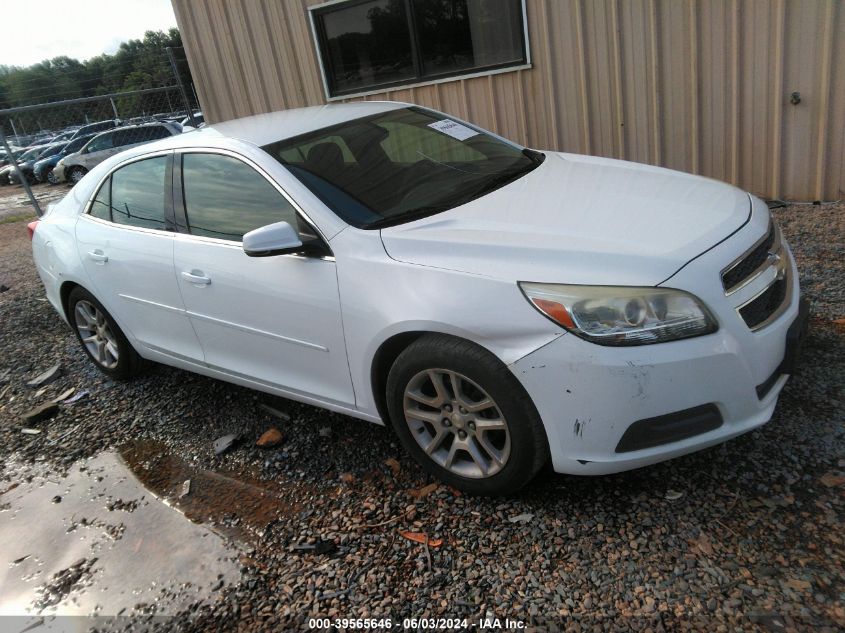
<box><xmin>312</xmin><ymin>0</ymin><xmax>527</xmax><ymax>97</ymax></box>
<box><xmin>262</xmin><ymin>106</ymin><xmax>543</xmax><ymax>229</ymax></box>
<box><xmin>110</xmin><ymin>157</ymin><xmax>168</xmax><ymax>230</ymax></box>
<box><xmin>181</xmin><ymin>153</ymin><xmax>301</xmax><ymax>241</ymax></box>
<box><xmin>65</xmin><ymin>135</ymin><xmax>93</xmax><ymax>154</ymax></box>
<box><xmin>86</xmin><ymin>133</ymin><xmax>114</xmax><ymax>154</ymax></box>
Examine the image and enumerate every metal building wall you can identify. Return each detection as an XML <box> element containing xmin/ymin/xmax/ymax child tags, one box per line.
<box><xmin>172</xmin><ymin>0</ymin><xmax>845</xmax><ymax>201</ymax></box>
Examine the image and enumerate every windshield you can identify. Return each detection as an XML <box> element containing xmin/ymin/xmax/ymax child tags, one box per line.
<box><xmin>19</xmin><ymin>147</ymin><xmax>44</xmax><ymax>161</ymax></box>
<box><xmin>262</xmin><ymin>107</ymin><xmax>543</xmax><ymax>229</ymax></box>
<box><xmin>37</xmin><ymin>144</ymin><xmax>63</xmax><ymax>159</ymax></box>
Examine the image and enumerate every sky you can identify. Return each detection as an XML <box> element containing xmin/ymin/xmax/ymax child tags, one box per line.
<box><xmin>4</xmin><ymin>0</ymin><xmax>178</xmax><ymax>68</ymax></box>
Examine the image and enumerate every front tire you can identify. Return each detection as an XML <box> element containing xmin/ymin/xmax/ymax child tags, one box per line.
<box><xmin>386</xmin><ymin>334</ymin><xmax>549</xmax><ymax>495</ymax></box>
<box><xmin>68</xmin><ymin>286</ymin><xmax>144</xmax><ymax>380</ymax></box>
<box><xmin>46</xmin><ymin>168</ymin><xmax>58</xmax><ymax>185</ymax></box>
<box><xmin>67</xmin><ymin>166</ymin><xmax>87</xmax><ymax>184</ymax></box>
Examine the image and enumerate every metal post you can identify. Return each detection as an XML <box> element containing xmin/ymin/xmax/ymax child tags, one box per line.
<box><xmin>167</xmin><ymin>47</ymin><xmax>196</xmax><ymax>127</ymax></box>
<box><xmin>1</xmin><ymin>124</ymin><xmax>43</xmax><ymax>217</ymax></box>
<box><xmin>110</xmin><ymin>97</ymin><xmax>119</xmax><ymax>120</ymax></box>
<box><xmin>9</xmin><ymin>119</ymin><xmax>19</xmax><ymax>145</ymax></box>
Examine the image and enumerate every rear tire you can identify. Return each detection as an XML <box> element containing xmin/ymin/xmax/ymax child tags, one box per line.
<box><xmin>386</xmin><ymin>334</ymin><xmax>549</xmax><ymax>495</ymax></box>
<box><xmin>68</xmin><ymin>286</ymin><xmax>144</xmax><ymax>380</ymax></box>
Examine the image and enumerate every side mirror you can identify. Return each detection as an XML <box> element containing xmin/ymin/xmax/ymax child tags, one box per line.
<box><xmin>243</xmin><ymin>221</ymin><xmax>304</xmax><ymax>257</ymax></box>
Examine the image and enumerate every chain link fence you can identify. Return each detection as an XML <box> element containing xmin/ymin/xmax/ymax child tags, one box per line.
<box><xmin>0</xmin><ymin>47</ymin><xmax>199</xmax><ymax>217</ymax></box>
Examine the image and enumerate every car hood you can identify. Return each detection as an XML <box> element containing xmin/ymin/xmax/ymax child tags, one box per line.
<box><xmin>379</xmin><ymin>152</ymin><xmax>750</xmax><ymax>286</ymax></box>
<box><xmin>34</xmin><ymin>154</ymin><xmax>60</xmax><ymax>168</ymax></box>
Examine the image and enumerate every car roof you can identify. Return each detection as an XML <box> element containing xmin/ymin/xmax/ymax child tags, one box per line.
<box><xmin>62</xmin><ymin>102</ymin><xmax>415</xmax><ymax>214</ymax></box>
<box><xmin>107</xmin><ymin>101</ymin><xmax>412</xmax><ymax>162</ymax></box>
<box><xmin>206</xmin><ymin>101</ymin><xmax>408</xmax><ymax>146</ymax></box>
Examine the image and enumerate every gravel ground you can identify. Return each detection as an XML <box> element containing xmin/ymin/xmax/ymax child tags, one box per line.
<box><xmin>0</xmin><ymin>200</ymin><xmax>843</xmax><ymax>631</ymax></box>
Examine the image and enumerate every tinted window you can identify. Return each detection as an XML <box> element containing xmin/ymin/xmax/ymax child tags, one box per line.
<box><xmin>80</xmin><ymin>121</ymin><xmax>116</xmax><ymax>135</ymax></box>
<box><xmin>110</xmin><ymin>157</ymin><xmax>168</xmax><ymax>230</ymax></box>
<box><xmin>90</xmin><ymin>178</ymin><xmax>111</xmax><ymax>221</ymax></box>
<box><xmin>86</xmin><ymin>133</ymin><xmax>114</xmax><ymax>153</ymax></box>
<box><xmin>263</xmin><ymin>106</ymin><xmax>542</xmax><ymax>228</ymax></box>
<box><xmin>150</xmin><ymin>126</ymin><xmax>172</xmax><ymax>140</ymax></box>
<box><xmin>182</xmin><ymin>154</ymin><xmax>300</xmax><ymax>241</ymax></box>
<box><xmin>317</xmin><ymin>0</ymin><xmax>414</xmax><ymax>95</ymax></box>
<box><xmin>413</xmin><ymin>0</ymin><xmax>524</xmax><ymax>76</ymax></box>
<box><xmin>313</xmin><ymin>0</ymin><xmax>527</xmax><ymax>96</ymax></box>
<box><xmin>36</xmin><ymin>144</ymin><xmax>63</xmax><ymax>159</ymax></box>
<box><xmin>64</xmin><ymin>135</ymin><xmax>94</xmax><ymax>154</ymax></box>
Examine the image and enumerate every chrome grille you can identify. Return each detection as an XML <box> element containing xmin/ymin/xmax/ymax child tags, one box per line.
<box><xmin>721</xmin><ymin>223</ymin><xmax>776</xmax><ymax>293</ymax></box>
<box><xmin>738</xmin><ymin>275</ymin><xmax>788</xmax><ymax>329</ymax></box>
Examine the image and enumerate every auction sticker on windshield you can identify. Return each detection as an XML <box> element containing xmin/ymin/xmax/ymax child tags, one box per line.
<box><xmin>427</xmin><ymin>119</ymin><xmax>478</xmax><ymax>141</ymax></box>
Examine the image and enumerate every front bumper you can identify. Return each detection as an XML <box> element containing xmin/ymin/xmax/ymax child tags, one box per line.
<box><xmin>52</xmin><ymin>162</ymin><xmax>67</xmax><ymax>182</ymax></box>
<box><xmin>511</xmin><ymin>219</ymin><xmax>804</xmax><ymax>475</ymax></box>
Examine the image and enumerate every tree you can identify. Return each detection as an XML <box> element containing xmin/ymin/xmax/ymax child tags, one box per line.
<box><xmin>0</xmin><ymin>29</ymin><xmax>195</xmax><ymax>137</ymax></box>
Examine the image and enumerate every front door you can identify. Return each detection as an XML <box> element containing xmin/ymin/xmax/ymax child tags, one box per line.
<box><xmin>172</xmin><ymin>151</ymin><xmax>354</xmax><ymax>406</ymax></box>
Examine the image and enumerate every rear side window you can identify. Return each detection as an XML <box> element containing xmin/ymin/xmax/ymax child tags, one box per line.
<box><xmin>111</xmin><ymin>126</ymin><xmax>165</xmax><ymax>148</ymax></box>
<box><xmin>181</xmin><ymin>153</ymin><xmax>300</xmax><ymax>241</ymax></box>
<box><xmin>90</xmin><ymin>179</ymin><xmax>111</xmax><ymax>221</ymax></box>
<box><xmin>110</xmin><ymin>157</ymin><xmax>168</xmax><ymax>230</ymax></box>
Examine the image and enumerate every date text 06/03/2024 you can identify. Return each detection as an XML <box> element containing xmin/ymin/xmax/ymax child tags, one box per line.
<box><xmin>307</xmin><ymin>617</ymin><xmax>525</xmax><ymax>629</ymax></box>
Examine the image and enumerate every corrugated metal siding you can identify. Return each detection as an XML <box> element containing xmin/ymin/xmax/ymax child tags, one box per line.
<box><xmin>172</xmin><ymin>0</ymin><xmax>845</xmax><ymax>201</ymax></box>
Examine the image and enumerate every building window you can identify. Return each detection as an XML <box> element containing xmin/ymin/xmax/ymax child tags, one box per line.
<box><xmin>310</xmin><ymin>0</ymin><xmax>528</xmax><ymax>98</ymax></box>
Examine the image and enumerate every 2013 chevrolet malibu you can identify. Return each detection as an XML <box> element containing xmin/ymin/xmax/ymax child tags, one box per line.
<box><xmin>30</xmin><ymin>102</ymin><xmax>808</xmax><ymax>494</ymax></box>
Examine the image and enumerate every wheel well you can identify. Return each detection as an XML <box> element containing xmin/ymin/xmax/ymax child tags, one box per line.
<box><xmin>370</xmin><ymin>332</ymin><xmax>426</xmax><ymax>424</ymax></box>
<box><xmin>59</xmin><ymin>281</ymin><xmax>81</xmax><ymax>320</ymax></box>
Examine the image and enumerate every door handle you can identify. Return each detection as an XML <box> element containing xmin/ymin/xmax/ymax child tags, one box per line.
<box><xmin>181</xmin><ymin>270</ymin><xmax>211</xmax><ymax>286</ymax></box>
<box><xmin>87</xmin><ymin>250</ymin><xmax>108</xmax><ymax>263</ymax></box>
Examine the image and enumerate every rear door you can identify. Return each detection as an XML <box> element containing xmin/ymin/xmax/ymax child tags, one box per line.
<box><xmin>75</xmin><ymin>151</ymin><xmax>204</xmax><ymax>362</ymax></box>
<box><xmin>172</xmin><ymin>149</ymin><xmax>354</xmax><ymax>406</ymax></box>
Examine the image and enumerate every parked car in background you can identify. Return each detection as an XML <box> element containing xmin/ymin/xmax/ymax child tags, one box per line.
<box><xmin>54</xmin><ymin>122</ymin><xmax>181</xmax><ymax>184</ymax></box>
<box><xmin>51</xmin><ymin>127</ymin><xmax>82</xmax><ymax>144</ymax></box>
<box><xmin>0</xmin><ymin>147</ymin><xmax>24</xmax><ymax>167</ymax></box>
<box><xmin>33</xmin><ymin>134</ymin><xmax>97</xmax><ymax>184</ymax></box>
<box><xmin>180</xmin><ymin>111</ymin><xmax>204</xmax><ymax>131</ymax></box>
<box><xmin>8</xmin><ymin>143</ymin><xmax>66</xmax><ymax>185</ymax></box>
<box><xmin>68</xmin><ymin>119</ymin><xmax>120</xmax><ymax>142</ymax></box>
<box><xmin>0</xmin><ymin>144</ymin><xmax>51</xmax><ymax>185</ymax></box>
<box><xmin>28</xmin><ymin>102</ymin><xmax>807</xmax><ymax>494</ymax></box>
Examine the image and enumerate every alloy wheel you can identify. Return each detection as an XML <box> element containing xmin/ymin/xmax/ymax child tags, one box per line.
<box><xmin>74</xmin><ymin>300</ymin><xmax>119</xmax><ymax>369</ymax></box>
<box><xmin>403</xmin><ymin>369</ymin><xmax>511</xmax><ymax>478</ymax></box>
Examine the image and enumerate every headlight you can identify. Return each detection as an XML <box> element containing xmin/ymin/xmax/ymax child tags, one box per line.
<box><xmin>519</xmin><ymin>283</ymin><xmax>718</xmax><ymax>346</ymax></box>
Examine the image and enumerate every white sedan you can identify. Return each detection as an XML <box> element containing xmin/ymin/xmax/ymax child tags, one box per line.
<box><xmin>30</xmin><ymin>102</ymin><xmax>808</xmax><ymax>494</ymax></box>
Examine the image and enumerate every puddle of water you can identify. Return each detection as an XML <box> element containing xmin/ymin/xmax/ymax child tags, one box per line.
<box><xmin>0</xmin><ymin>451</ymin><xmax>240</xmax><ymax>620</ymax></box>
<box><xmin>119</xmin><ymin>439</ymin><xmax>304</xmax><ymax>538</ymax></box>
